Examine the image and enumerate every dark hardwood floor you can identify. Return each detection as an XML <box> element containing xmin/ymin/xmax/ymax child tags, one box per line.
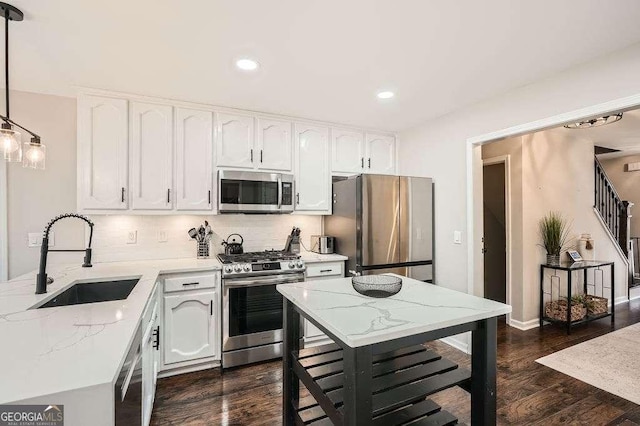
<box><xmin>151</xmin><ymin>299</ymin><xmax>640</xmax><ymax>425</ymax></box>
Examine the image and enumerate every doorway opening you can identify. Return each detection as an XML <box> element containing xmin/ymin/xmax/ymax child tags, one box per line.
<box><xmin>482</xmin><ymin>159</ymin><xmax>507</xmax><ymax>305</ymax></box>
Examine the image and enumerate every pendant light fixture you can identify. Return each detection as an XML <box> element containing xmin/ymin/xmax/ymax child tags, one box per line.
<box><xmin>564</xmin><ymin>113</ymin><xmax>623</xmax><ymax>129</ymax></box>
<box><xmin>0</xmin><ymin>2</ymin><xmax>44</xmax><ymax>169</ymax></box>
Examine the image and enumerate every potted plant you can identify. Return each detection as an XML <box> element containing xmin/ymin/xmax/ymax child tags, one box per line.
<box><xmin>539</xmin><ymin>212</ymin><xmax>571</xmax><ymax>265</ymax></box>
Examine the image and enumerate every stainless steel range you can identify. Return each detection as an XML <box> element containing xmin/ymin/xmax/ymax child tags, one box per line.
<box><xmin>218</xmin><ymin>250</ymin><xmax>305</xmax><ymax>368</ymax></box>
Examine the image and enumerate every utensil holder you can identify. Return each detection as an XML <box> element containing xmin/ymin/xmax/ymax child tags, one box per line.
<box><xmin>197</xmin><ymin>240</ymin><xmax>210</xmax><ymax>259</ymax></box>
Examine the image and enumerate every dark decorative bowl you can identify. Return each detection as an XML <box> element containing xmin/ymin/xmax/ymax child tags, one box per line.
<box><xmin>351</xmin><ymin>275</ymin><xmax>403</xmax><ymax>298</ymax></box>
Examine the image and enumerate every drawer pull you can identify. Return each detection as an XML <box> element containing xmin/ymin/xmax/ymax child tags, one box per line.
<box><xmin>153</xmin><ymin>326</ymin><xmax>160</xmax><ymax>350</ymax></box>
<box><xmin>320</xmin><ymin>269</ymin><xmax>332</xmax><ymax>273</ymax></box>
<box><xmin>182</xmin><ymin>282</ymin><xmax>199</xmax><ymax>286</ymax></box>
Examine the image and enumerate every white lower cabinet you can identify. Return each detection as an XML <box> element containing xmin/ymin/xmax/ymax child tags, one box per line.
<box><xmin>164</xmin><ymin>289</ymin><xmax>218</xmax><ymax>364</ymax></box>
<box><xmin>303</xmin><ymin>261</ymin><xmax>345</xmax><ymax>347</ymax></box>
<box><xmin>141</xmin><ymin>283</ymin><xmax>161</xmax><ymax>426</ymax></box>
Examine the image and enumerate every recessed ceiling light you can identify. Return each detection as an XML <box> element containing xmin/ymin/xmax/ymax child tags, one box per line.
<box><xmin>236</xmin><ymin>58</ymin><xmax>259</xmax><ymax>71</ymax></box>
<box><xmin>377</xmin><ymin>91</ymin><xmax>394</xmax><ymax>99</ymax></box>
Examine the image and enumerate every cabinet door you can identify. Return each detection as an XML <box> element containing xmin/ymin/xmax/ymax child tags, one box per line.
<box><xmin>175</xmin><ymin>108</ymin><xmax>213</xmax><ymax>210</ymax></box>
<box><xmin>294</xmin><ymin>124</ymin><xmax>330</xmax><ymax>212</ymax></box>
<box><xmin>365</xmin><ymin>133</ymin><xmax>396</xmax><ymax>175</ymax></box>
<box><xmin>215</xmin><ymin>112</ymin><xmax>254</xmax><ymax>169</ymax></box>
<box><xmin>130</xmin><ymin>102</ymin><xmax>173</xmax><ymax>210</ymax></box>
<box><xmin>164</xmin><ymin>290</ymin><xmax>216</xmax><ymax>364</ymax></box>
<box><xmin>142</xmin><ymin>321</ymin><xmax>155</xmax><ymax>426</ymax></box>
<box><xmin>78</xmin><ymin>95</ymin><xmax>129</xmax><ymax>210</ymax></box>
<box><xmin>256</xmin><ymin>118</ymin><xmax>292</xmax><ymax>171</ymax></box>
<box><xmin>331</xmin><ymin>128</ymin><xmax>364</xmax><ymax>174</ymax></box>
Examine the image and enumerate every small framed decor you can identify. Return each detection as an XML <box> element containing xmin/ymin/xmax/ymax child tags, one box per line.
<box><xmin>567</xmin><ymin>250</ymin><xmax>583</xmax><ymax>262</ymax></box>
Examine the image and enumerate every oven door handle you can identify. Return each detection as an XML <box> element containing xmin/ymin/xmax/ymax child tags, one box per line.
<box><xmin>224</xmin><ymin>275</ymin><xmax>304</xmax><ymax>288</ymax></box>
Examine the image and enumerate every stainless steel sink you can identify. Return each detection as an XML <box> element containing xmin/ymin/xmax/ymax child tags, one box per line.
<box><xmin>36</xmin><ymin>278</ymin><xmax>140</xmax><ymax>309</ymax></box>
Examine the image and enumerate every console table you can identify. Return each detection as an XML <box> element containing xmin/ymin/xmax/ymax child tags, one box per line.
<box><xmin>539</xmin><ymin>260</ymin><xmax>615</xmax><ymax>335</ymax></box>
<box><xmin>277</xmin><ymin>275</ymin><xmax>511</xmax><ymax>425</ymax></box>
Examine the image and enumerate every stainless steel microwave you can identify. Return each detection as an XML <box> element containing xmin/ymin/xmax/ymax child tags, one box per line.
<box><xmin>218</xmin><ymin>170</ymin><xmax>295</xmax><ymax>213</ymax></box>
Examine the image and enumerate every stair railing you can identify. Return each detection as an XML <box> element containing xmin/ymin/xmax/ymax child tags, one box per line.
<box><xmin>594</xmin><ymin>156</ymin><xmax>631</xmax><ymax>256</ymax></box>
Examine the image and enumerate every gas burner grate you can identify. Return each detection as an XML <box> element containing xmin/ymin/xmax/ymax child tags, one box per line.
<box><xmin>217</xmin><ymin>250</ymin><xmax>301</xmax><ymax>264</ymax></box>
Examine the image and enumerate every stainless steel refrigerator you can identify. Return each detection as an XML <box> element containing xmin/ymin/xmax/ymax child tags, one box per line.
<box><xmin>324</xmin><ymin>174</ymin><xmax>434</xmax><ymax>282</ymax></box>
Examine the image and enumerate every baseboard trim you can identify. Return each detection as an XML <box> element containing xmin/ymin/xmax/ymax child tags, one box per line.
<box><xmin>439</xmin><ymin>336</ymin><xmax>470</xmax><ymax>354</ymax></box>
<box><xmin>508</xmin><ymin>318</ymin><xmax>540</xmax><ymax>331</ymax></box>
<box><xmin>615</xmin><ymin>295</ymin><xmax>629</xmax><ymax>305</ymax></box>
<box><xmin>158</xmin><ymin>360</ymin><xmax>220</xmax><ymax>379</ymax></box>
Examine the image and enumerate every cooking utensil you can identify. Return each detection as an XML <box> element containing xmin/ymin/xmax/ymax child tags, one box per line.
<box><xmin>222</xmin><ymin>233</ymin><xmax>244</xmax><ymax>255</ymax></box>
<box><xmin>188</xmin><ymin>228</ymin><xmax>198</xmax><ymax>239</ymax></box>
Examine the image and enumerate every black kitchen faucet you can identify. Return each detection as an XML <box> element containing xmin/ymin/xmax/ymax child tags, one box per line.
<box><xmin>35</xmin><ymin>213</ymin><xmax>94</xmax><ymax>294</ymax></box>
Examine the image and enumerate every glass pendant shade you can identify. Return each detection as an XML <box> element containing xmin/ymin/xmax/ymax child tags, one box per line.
<box><xmin>22</xmin><ymin>140</ymin><xmax>45</xmax><ymax>169</ymax></box>
<box><xmin>1</xmin><ymin>127</ymin><xmax>21</xmax><ymax>162</ymax></box>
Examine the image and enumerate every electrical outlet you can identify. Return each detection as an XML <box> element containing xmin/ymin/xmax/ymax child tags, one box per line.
<box><xmin>126</xmin><ymin>230</ymin><xmax>137</xmax><ymax>244</ymax></box>
<box><xmin>157</xmin><ymin>230</ymin><xmax>168</xmax><ymax>243</ymax></box>
<box><xmin>28</xmin><ymin>232</ymin><xmax>54</xmax><ymax>247</ymax></box>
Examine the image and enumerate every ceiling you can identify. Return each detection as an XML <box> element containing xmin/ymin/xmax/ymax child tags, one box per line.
<box><xmin>6</xmin><ymin>0</ymin><xmax>640</xmax><ymax>131</ymax></box>
<box><xmin>558</xmin><ymin>109</ymin><xmax>640</xmax><ymax>158</ymax></box>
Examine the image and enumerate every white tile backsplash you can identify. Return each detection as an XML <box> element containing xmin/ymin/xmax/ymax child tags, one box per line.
<box><xmin>88</xmin><ymin>214</ymin><xmax>322</xmax><ymax>262</ymax></box>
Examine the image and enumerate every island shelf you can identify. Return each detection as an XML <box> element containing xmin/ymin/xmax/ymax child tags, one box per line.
<box><xmin>291</xmin><ymin>340</ymin><xmax>470</xmax><ymax>425</ymax></box>
<box><xmin>278</xmin><ymin>275</ymin><xmax>511</xmax><ymax>426</ymax></box>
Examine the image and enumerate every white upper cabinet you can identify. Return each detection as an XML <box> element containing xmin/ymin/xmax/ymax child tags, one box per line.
<box><xmin>215</xmin><ymin>112</ymin><xmax>254</xmax><ymax>169</ymax></box>
<box><xmin>331</xmin><ymin>128</ymin><xmax>365</xmax><ymax>174</ymax></box>
<box><xmin>77</xmin><ymin>90</ymin><xmax>397</xmax><ymax>214</ymax></box>
<box><xmin>175</xmin><ymin>108</ymin><xmax>213</xmax><ymax>211</ymax></box>
<box><xmin>78</xmin><ymin>95</ymin><xmax>129</xmax><ymax>210</ymax></box>
<box><xmin>256</xmin><ymin>118</ymin><xmax>292</xmax><ymax>172</ymax></box>
<box><xmin>365</xmin><ymin>133</ymin><xmax>396</xmax><ymax>175</ymax></box>
<box><xmin>130</xmin><ymin>102</ymin><xmax>174</xmax><ymax>210</ymax></box>
<box><xmin>294</xmin><ymin>123</ymin><xmax>330</xmax><ymax>213</ymax></box>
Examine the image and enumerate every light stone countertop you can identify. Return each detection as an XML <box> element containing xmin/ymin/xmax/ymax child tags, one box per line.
<box><xmin>0</xmin><ymin>258</ymin><xmax>221</xmax><ymax>404</ymax></box>
<box><xmin>277</xmin><ymin>275</ymin><xmax>512</xmax><ymax>348</ymax></box>
<box><xmin>299</xmin><ymin>251</ymin><xmax>348</xmax><ymax>263</ymax></box>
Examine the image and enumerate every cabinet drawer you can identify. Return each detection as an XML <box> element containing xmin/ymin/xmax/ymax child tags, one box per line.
<box><xmin>164</xmin><ymin>272</ymin><xmax>219</xmax><ymax>293</ymax></box>
<box><xmin>305</xmin><ymin>262</ymin><xmax>344</xmax><ymax>278</ymax></box>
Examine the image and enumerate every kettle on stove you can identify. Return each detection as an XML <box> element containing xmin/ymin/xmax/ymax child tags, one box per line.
<box><xmin>222</xmin><ymin>233</ymin><xmax>244</xmax><ymax>255</ymax></box>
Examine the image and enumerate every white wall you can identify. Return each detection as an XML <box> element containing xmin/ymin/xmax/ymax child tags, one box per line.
<box><xmin>399</xmin><ymin>42</ymin><xmax>640</xmax><ymax>346</ymax></box>
<box><xmin>5</xmin><ymin>91</ymin><xmax>80</xmax><ymax>279</ymax></box>
<box><xmin>522</xmin><ymin>130</ymin><xmax>626</xmax><ymax>319</ymax></box>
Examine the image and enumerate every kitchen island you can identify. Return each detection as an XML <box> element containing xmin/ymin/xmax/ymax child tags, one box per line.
<box><xmin>277</xmin><ymin>275</ymin><xmax>511</xmax><ymax>425</ymax></box>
